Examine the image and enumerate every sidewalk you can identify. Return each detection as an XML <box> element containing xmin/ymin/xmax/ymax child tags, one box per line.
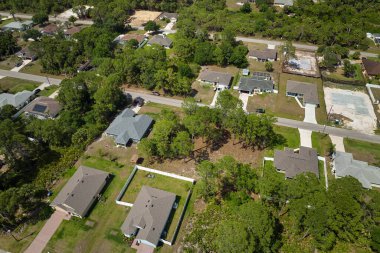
<box><xmin>24</xmin><ymin>211</ymin><xmax>70</xmax><ymax>253</ymax></box>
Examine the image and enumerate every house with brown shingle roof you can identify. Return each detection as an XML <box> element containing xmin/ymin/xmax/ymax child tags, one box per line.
<box><xmin>362</xmin><ymin>59</ymin><xmax>380</xmax><ymax>77</ymax></box>
<box><xmin>24</xmin><ymin>96</ymin><xmax>62</xmax><ymax>119</ymax></box>
<box><xmin>114</xmin><ymin>34</ymin><xmax>147</xmax><ymax>47</ymax></box>
<box><xmin>274</xmin><ymin>146</ymin><xmax>319</xmax><ymax>179</ymax></box>
<box><xmin>41</xmin><ymin>23</ymin><xmax>60</xmax><ymax>35</ymax></box>
<box><xmin>64</xmin><ymin>26</ymin><xmax>82</xmax><ymax>38</ymax></box>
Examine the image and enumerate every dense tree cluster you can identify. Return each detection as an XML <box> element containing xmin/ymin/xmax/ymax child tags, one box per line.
<box><xmin>0</xmin><ymin>31</ymin><xmax>18</xmax><ymax>60</ymax></box>
<box><xmin>185</xmin><ymin>159</ymin><xmax>380</xmax><ymax>252</ymax></box>
<box><xmin>178</xmin><ymin>0</ymin><xmax>380</xmax><ymax>49</ymax></box>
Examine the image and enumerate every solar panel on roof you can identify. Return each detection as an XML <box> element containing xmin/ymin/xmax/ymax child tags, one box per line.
<box><xmin>32</xmin><ymin>104</ymin><xmax>47</xmax><ymax>113</ymax></box>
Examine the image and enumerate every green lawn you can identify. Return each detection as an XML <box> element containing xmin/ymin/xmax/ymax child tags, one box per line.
<box><xmin>138</xmin><ymin>101</ymin><xmax>184</xmax><ymax>120</ymax></box>
<box><xmin>325</xmin><ymin>64</ymin><xmax>365</xmax><ymax>82</ymax></box>
<box><xmin>44</xmin><ymin>156</ymin><xmax>136</xmax><ymax>253</ymax></box>
<box><xmin>272</xmin><ymin>125</ymin><xmax>300</xmax><ymax>151</ymax></box>
<box><xmin>121</xmin><ymin>168</ymin><xmax>193</xmax><ymax>240</ymax></box>
<box><xmin>0</xmin><ymin>77</ymin><xmax>40</xmax><ymax>93</ymax></box>
<box><xmin>311</xmin><ymin>132</ymin><xmax>333</xmax><ymax>156</ymax></box>
<box><xmin>38</xmin><ymin>85</ymin><xmax>59</xmax><ymax>97</ymax></box>
<box><xmin>344</xmin><ymin>138</ymin><xmax>380</xmax><ymax>167</ymax></box>
<box><xmin>192</xmin><ymin>81</ymin><xmax>215</xmax><ymax>105</ymax></box>
<box><xmin>20</xmin><ymin>60</ymin><xmax>64</xmax><ymax>80</ymax></box>
<box><xmin>0</xmin><ymin>55</ymin><xmax>21</xmax><ymax>70</ymax></box>
<box><xmin>0</xmin><ymin>18</ymin><xmax>15</xmax><ymax>28</ymax></box>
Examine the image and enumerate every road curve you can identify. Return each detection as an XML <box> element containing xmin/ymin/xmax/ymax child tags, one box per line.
<box><xmin>0</xmin><ymin>69</ymin><xmax>62</xmax><ymax>85</ymax></box>
<box><xmin>125</xmin><ymin>89</ymin><xmax>380</xmax><ymax>144</ymax></box>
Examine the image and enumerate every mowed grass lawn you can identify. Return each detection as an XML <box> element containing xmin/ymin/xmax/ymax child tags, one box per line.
<box><xmin>191</xmin><ymin>81</ymin><xmax>215</xmax><ymax>105</ymax></box>
<box><xmin>265</xmin><ymin>125</ymin><xmax>300</xmax><ymax>157</ymax></box>
<box><xmin>344</xmin><ymin>138</ymin><xmax>380</xmax><ymax>166</ymax></box>
<box><xmin>0</xmin><ymin>55</ymin><xmax>21</xmax><ymax>70</ymax></box>
<box><xmin>121</xmin><ymin>169</ymin><xmax>193</xmax><ymax>240</ymax></box>
<box><xmin>0</xmin><ymin>77</ymin><xmax>40</xmax><ymax>93</ymax></box>
<box><xmin>21</xmin><ymin>60</ymin><xmax>64</xmax><ymax>80</ymax></box>
<box><xmin>44</xmin><ymin>156</ymin><xmax>137</xmax><ymax>253</ymax></box>
<box><xmin>247</xmin><ymin>72</ymin><xmax>327</xmax><ymax>123</ymax></box>
<box><xmin>38</xmin><ymin>85</ymin><xmax>59</xmax><ymax>97</ymax></box>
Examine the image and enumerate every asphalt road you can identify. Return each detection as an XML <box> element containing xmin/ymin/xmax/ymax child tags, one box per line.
<box><xmin>0</xmin><ymin>69</ymin><xmax>62</xmax><ymax>85</ymax></box>
<box><xmin>0</xmin><ymin>12</ymin><xmax>93</xmax><ymax>25</ymax></box>
<box><xmin>236</xmin><ymin>36</ymin><xmax>379</xmax><ymax>58</ymax></box>
<box><xmin>125</xmin><ymin>89</ymin><xmax>380</xmax><ymax>144</ymax></box>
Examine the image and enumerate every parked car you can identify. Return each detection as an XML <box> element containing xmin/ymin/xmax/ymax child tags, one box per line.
<box><xmin>15</xmin><ymin>61</ymin><xmax>23</xmax><ymax>67</ymax></box>
<box><xmin>134</xmin><ymin>97</ymin><xmax>145</xmax><ymax>107</ymax></box>
<box><xmin>256</xmin><ymin>108</ymin><xmax>265</xmax><ymax>114</ymax></box>
<box><xmin>152</xmin><ymin>91</ymin><xmax>160</xmax><ymax>96</ymax></box>
<box><xmin>33</xmin><ymin>88</ymin><xmax>41</xmax><ymax>94</ymax></box>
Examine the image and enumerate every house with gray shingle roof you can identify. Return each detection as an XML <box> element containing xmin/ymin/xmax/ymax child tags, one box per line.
<box><xmin>333</xmin><ymin>151</ymin><xmax>380</xmax><ymax>189</ymax></box>
<box><xmin>147</xmin><ymin>35</ymin><xmax>173</xmax><ymax>49</ymax></box>
<box><xmin>238</xmin><ymin>77</ymin><xmax>274</xmax><ymax>95</ymax></box>
<box><xmin>274</xmin><ymin>146</ymin><xmax>319</xmax><ymax>179</ymax></box>
<box><xmin>198</xmin><ymin>70</ymin><xmax>233</xmax><ymax>90</ymax></box>
<box><xmin>286</xmin><ymin>80</ymin><xmax>319</xmax><ymax>106</ymax></box>
<box><xmin>121</xmin><ymin>186</ymin><xmax>176</xmax><ymax>248</ymax></box>
<box><xmin>51</xmin><ymin>166</ymin><xmax>110</xmax><ymax>218</ymax></box>
<box><xmin>105</xmin><ymin>108</ymin><xmax>153</xmax><ymax>147</ymax></box>
<box><xmin>248</xmin><ymin>49</ymin><xmax>277</xmax><ymax>62</ymax></box>
<box><xmin>0</xmin><ymin>90</ymin><xmax>34</xmax><ymax>110</ymax></box>
<box><xmin>24</xmin><ymin>96</ymin><xmax>62</xmax><ymax>119</ymax></box>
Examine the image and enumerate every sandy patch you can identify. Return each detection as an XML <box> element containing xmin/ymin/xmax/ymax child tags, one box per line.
<box><xmin>323</xmin><ymin>87</ymin><xmax>377</xmax><ymax>134</ymax></box>
<box><xmin>57</xmin><ymin>6</ymin><xmax>93</xmax><ymax>19</ymax></box>
<box><xmin>128</xmin><ymin>10</ymin><xmax>162</xmax><ymax>27</ymax></box>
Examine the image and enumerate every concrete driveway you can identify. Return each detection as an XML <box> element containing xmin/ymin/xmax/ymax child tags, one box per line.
<box><xmin>304</xmin><ymin>103</ymin><xmax>317</xmax><ymax>124</ymax></box>
<box><xmin>330</xmin><ymin>135</ymin><xmax>345</xmax><ymax>152</ymax></box>
<box><xmin>24</xmin><ymin>211</ymin><xmax>70</xmax><ymax>253</ymax></box>
<box><xmin>299</xmin><ymin>128</ymin><xmax>312</xmax><ymax>148</ymax></box>
<box><xmin>239</xmin><ymin>93</ymin><xmax>249</xmax><ymax>112</ymax></box>
<box><xmin>11</xmin><ymin>59</ymin><xmax>32</xmax><ymax>72</ymax></box>
<box><xmin>210</xmin><ymin>90</ymin><xmax>220</xmax><ymax>107</ymax></box>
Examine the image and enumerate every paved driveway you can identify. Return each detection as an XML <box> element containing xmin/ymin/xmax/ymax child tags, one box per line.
<box><xmin>299</xmin><ymin>128</ymin><xmax>312</xmax><ymax>148</ymax></box>
<box><xmin>24</xmin><ymin>211</ymin><xmax>70</xmax><ymax>253</ymax></box>
<box><xmin>239</xmin><ymin>93</ymin><xmax>249</xmax><ymax>112</ymax></box>
<box><xmin>304</xmin><ymin>103</ymin><xmax>317</xmax><ymax>124</ymax></box>
<box><xmin>330</xmin><ymin>135</ymin><xmax>345</xmax><ymax>152</ymax></box>
<box><xmin>210</xmin><ymin>90</ymin><xmax>220</xmax><ymax>107</ymax></box>
<box><xmin>11</xmin><ymin>60</ymin><xmax>32</xmax><ymax>72</ymax></box>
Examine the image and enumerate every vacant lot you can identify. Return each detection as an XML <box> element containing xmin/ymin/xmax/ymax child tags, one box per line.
<box><xmin>344</xmin><ymin>138</ymin><xmax>380</xmax><ymax>166</ymax></box>
<box><xmin>128</xmin><ymin>10</ymin><xmax>162</xmax><ymax>27</ymax></box>
<box><xmin>0</xmin><ymin>77</ymin><xmax>40</xmax><ymax>93</ymax></box>
<box><xmin>283</xmin><ymin>50</ymin><xmax>320</xmax><ymax>77</ymax></box>
<box><xmin>138</xmin><ymin>102</ymin><xmax>184</xmax><ymax>119</ymax></box>
<box><xmin>323</xmin><ymin>64</ymin><xmax>364</xmax><ymax>82</ymax></box>
<box><xmin>191</xmin><ymin>81</ymin><xmax>215</xmax><ymax>105</ymax></box>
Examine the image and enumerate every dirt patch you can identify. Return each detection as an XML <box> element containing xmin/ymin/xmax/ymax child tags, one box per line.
<box><xmin>283</xmin><ymin>50</ymin><xmax>320</xmax><ymax>77</ymax></box>
<box><xmin>128</xmin><ymin>10</ymin><xmax>162</xmax><ymax>27</ymax></box>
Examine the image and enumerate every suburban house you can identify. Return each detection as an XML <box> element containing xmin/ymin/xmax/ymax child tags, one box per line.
<box><xmin>286</xmin><ymin>80</ymin><xmax>319</xmax><ymax>106</ymax></box>
<box><xmin>157</xmin><ymin>12</ymin><xmax>179</xmax><ymax>22</ymax></box>
<box><xmin>273</xmin><ymin>146</ymin><xmax>319</xmax><ymax>179</ymax></box>
<box><xmin>23</xmin><ymin>96</ymin><xmax>62</xmax><ymax>119</ymax></box>
<box><xmin>362</xmin><ymin>59</ymin><xmax>380</xmax><ymax>77</ymax></box>
<box><xmin>121</xmin><ymin>186</ymin><xmax>176</xmax><ymax>249</ymax></box>
<box><xmin>0</xmin><ymin>90</ymin><xmax>34</xmax><ymax>110</ymax></box>
<box><xmin>332</xmin><ymin>151</ymin><xmax>380</xmax><ymax>189</ymax></box>
<box><xmin>50</xmin><ymin>166</ymin><xmax>110</xmax><ymax>218</ymax></box>
<box><xmin>16</xmin><ymin>47</ymin><xmax>38</xmax><ymax>61</ymax></box>
<box><xmin>273</xmin><ymin>0</ymin><xmax>294</xmax><ymax>7</ymax></box>
<box><xmin>237</xmin><ymin>77</ymin><xmax>274</xmax><ymax>95</ymax></box>
<box><xmin>114</xmin><ymin>34</ymin><xmax>147</xmax><ymax>47</ymax></box>
<box><xmin>64</xmin><ymin>26</ymin><xmax>82</xmax><ymax>38</ymax></box>
<box><xmin>41</xmin><ymin>23</ymin><xmax>59</xmax><ymax>35</ymax></box>
<box><xmin>1</xmin><ymin>20</ymin><xmax>33</xmax><ymax>31</ymax></box>
<box><xmin>248</xmin><ymin>49</ymin><xmax>277</xmax><ymax>62</ymax></box>
<box><xmin>367</xmin><ymin>33</ymin><xmax>380</xmax><ymax>44</ymax></box>
<box><xmin>105</xmin><ymin>108</ymin><xmax>154</xmax><ymax>147</ymax></box>
<box><xmin>147</xmin><ymin>35</ymin><xmax>173</xmax><ymax>49</ymax></box>
<box><xmin>198</xmin><ymin>70</ymin><xmax>233</xmax><ymax>90</ymax></box>
<box><xmin>77</xmin><ymin>60</ymin><xmax>93</xmax><ymax>72</ymax></box>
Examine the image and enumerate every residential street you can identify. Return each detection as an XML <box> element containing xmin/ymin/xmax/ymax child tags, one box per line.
<box><xmin>0</xmin><ymin>12</ymin><xmax>93</xmax><ymax>25</ymax></box>
<box><xmin>125</xmin><ymin>89</ymin><xmax>380</xmax><ymax>144</ymax></box>
<box><xmin>236</xmin><ymin>36</ymin><xmax>379</xmax><ymax>58</ymax></box>
<box><xmin>0</xmin><ymin>69</ymin><xmax>62</xmax><ymax>85</ymax></box>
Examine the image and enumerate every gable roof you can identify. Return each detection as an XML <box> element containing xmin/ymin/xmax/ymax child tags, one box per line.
<box><xmin>64</xmin><ymin>26</ymin><xmax>82</xmax><ymax>36</ymax></box>
<box><xmin>0</xmin><ymin>91</ymin><xmax>33</xmax><ymax>108</ymax></box>
<box><xmin>121</xmin><ymin>186</ymin><xmax>176</xmax><ymax>247</ymax></box>
<box><xmin>238</xmin><ymin>77</ymin><xmax>274</xmax><ymax>92</ymax></box>
<box><xmin>16</xmin><ymin>47</ymin><xmax>37</xmax><ymax>59</ymax></box>
<box><xmin>248</xmin><ymin>49</ymin><xmax>277</xmax><ymax>60</ymax></box>
<box><xmin>334</xmin><ymin>151</ymin><xmax>380</xmax><ymax>189</ymax></box>
<box><xmin>105</xmin><ymin>108</ymin><xmax>153</xmax><ymax>145</ymax></box>
<box><xmin>362</xmin><ymin>59</ymin><xmax>380</xmax><ymax>76</ymax></box>
<box><xmin>41</xmin><ymin>24</ymin><xmax>59</xmax><ymax>34</ymax></box>
<box><xmin>23</xmin><ymin>96</ymin><xmax>62</xmax><ymax>118</ymax></box>
<box><xmin>147</xmin><ymin>35</ymin><xmax>173</xmax><ymax>47</ymax></box>
<box><xmin>118</xmin><ymin>34</ymin><xmax>146</xmax><ymax>44</ymax></box>
<box><xmin>158</xmin><ymin>12</ymin><xmax>179</xmax><ymax>20</ymax></box>
<box><xmin>286</xmin><ymin>80</ymin><xmax>319</xmax><ymax>105</ymax></box>
<box><xmin>51</xmin><ymin>166</ymin><xmax>109</xmax><ymax>217</ymax></box>
<box><xmin>198</xmin><ymin>70</ymin><xmax>233</xmax><ymax>87</ymax></box>
<box><xmin>274</xmin><ymin>0</ymin><xmax>294</xmax><ymax>6</ymax></box>
<box><xmin>274</xmin><ymin>146</ymin><xmax>319</xmax><ymax>179</ymax></box>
